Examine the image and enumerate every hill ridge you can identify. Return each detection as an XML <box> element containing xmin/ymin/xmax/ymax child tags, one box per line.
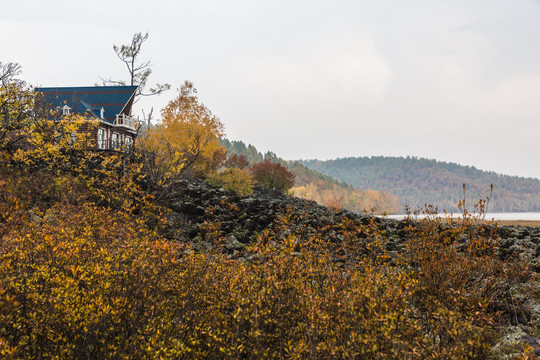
<box><xmin>300</xmin><ymin>156</ymin><xmax>540</xmax><ymax>213</ymax></box>
<box><xmin>220</xmin><ymin>139</ymin><xmax>400</xmax><ymax>213</ymax></box>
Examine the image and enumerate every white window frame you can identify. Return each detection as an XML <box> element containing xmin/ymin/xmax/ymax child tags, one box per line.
<box><xmin>125</xmin><ymin>136</ymin><xmax>133</xmax><ymax>152</ymax></box>
<box><xmin>112</xmin><ymin>132</ymin><xmax>120</xmax><ymax>149</ymax></box>
<box><xmin>98</xmin><ymin>128</ymin><xmax>106</xmax><ymax>149</ymax></box>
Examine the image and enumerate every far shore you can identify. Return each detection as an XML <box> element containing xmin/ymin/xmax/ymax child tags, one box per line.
<box><xmin>473</xmin><ymin>219</ymin><xmax>540</xmax><ymax>227</ymax></box>
<box><xmin>384</xmin><ymin>213</ymin><xmax>540</xmax><ymax>227</ymax></box>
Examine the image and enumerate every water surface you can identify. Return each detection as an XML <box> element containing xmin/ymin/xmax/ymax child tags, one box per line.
<box><xmin>385</xmin><ymin>212</ymin><xmax>540</xmax><ymax>221</ymax></box>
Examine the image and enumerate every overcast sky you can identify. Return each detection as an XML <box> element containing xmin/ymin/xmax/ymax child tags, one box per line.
<box><xmin>2</xmin><ymin>0</ymin><xmax>540</xmax><ymax>179</ymax></box>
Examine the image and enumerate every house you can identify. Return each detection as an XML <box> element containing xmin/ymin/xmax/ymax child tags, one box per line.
<box><xmin>35</xmin><ymin>85</ymin><xmax>139</xmax><ymax>151</ymax></box>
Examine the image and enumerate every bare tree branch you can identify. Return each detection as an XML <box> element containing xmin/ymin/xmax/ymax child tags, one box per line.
<box><xmin>0</xmin><ymin>62</ymin><xmax>22</xmax><ymax>86</ymax></box>
<box><xmin>102</xmin><ymin>32</ymin><xmax>170</xmax><ymax>100</ymax></box>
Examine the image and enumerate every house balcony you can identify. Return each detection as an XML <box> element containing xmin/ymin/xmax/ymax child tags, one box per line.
<box><xmin>114</xmin><ymin>114</ymin><xmax>139</xmax><ymax>132</ymax></box>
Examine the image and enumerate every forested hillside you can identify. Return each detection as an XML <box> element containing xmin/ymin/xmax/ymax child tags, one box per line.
<box><xmin>220</xmin><ymin>139</ymin><xmax>400</xmax><ymax>214</ymax></box>
<box><xmin>301</xmin><ymin>156</ymin><xmax>540</xmax><ymax>213</ymax></box>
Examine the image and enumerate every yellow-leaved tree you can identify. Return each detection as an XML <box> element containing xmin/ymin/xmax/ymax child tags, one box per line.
<box><xmin>0</xmin><ymin>63</ymin><xmax>34</xmax><ymax>154</ymax></box>
<box><xmin>140</xmin><ymin>81</ymin><xmax>224</xmax><ymax>182</ymax></box>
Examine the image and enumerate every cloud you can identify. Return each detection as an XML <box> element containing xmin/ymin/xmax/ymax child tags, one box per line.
<box><xmin>244</xmin><ymin>31</ymin><xmax>391</xmax><ymax>105</ymax></box>
<box><xmin>0</xmin><ymin>20</ymin><xmax>124</xmax><ymax>86</ymax></box>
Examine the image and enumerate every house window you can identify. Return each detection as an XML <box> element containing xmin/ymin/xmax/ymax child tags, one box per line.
<box><xmin>125</xmin><ymin>136</ymin><xmax>132</xmax><ymax>152</ymax></box>
<box><xmin>98</xmin><ymin>128</ymin><xmax>106</xmax><ymax>149</ymax></box>
<box><xmin>112</xmin><ymin>132</ymin><xmax>120</xmax><ymax>149</ymax></box>
<box><xmin>62</xmin><ymin>105</ymin><xmax>71</xmax><ymax>115</ymax></box>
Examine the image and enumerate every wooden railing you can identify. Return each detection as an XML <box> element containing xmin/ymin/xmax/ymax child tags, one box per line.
<box><xmin>114</xmin><ymin>114</ymin><xmax>139</xmax><ymax>131</ymax></box>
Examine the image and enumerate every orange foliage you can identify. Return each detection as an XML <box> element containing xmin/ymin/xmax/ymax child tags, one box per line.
<box><xmin>138</xmin><ymin>81</ymin><xmax>225</xmax><ymax>180</ymax></box>
<box><xmin>251</xmin><ymin>159</ymin><xmax>295</xmax><ymax>193</ymax></box>
<box><xmin>291</xmin><ymin>183</ymin><xmax>400</xmax><ymax>214</ymax></box>
<box><xmin>225</xmin><ymin>153</ymin><xmax>250</xmax><ymax>170</ymax></box>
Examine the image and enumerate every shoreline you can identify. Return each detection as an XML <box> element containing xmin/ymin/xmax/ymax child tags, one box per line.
<box><xmin>487</xmin><ymin>220</ymin><xmax>540</xmax><ymax>227</ymax></box>
<box><xmin>384</xmin><ymin>212</ymin><xmax>540</xmax><ymax>227</ymax></box>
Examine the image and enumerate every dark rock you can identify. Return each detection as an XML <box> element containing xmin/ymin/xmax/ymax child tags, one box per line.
<box><xmin>225</xmin><ymin>235</ymin><xmax>245</xmax><ymax>251</ymax></box>
<box><xmin>155</xmin><ymin>178</ymin><xmax>540</xmax><ymax>272</ymax></box>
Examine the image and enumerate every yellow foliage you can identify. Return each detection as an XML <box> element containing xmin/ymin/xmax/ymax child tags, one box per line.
<box><xmin>0</xmin><ymin>200</ymin><xmax>174</xmax><ymax>359</ymax></box>
<box><xmin>139</xmin><ymin>81</ymin><xmax>225</xmax><ymax>181</ymax></box>
<box><xmin>0</xmin><ymin>80</ymin><xmax>34</xmax><ymax>152</ymax></box>
<box><xmin>13</xmin><ymin>115</ymin><xmax>99</xmax><ymax>170</ymax></box>
<box><xmin>0</xmin><ymin>174</ymin><xmax>534</xmax><ymax>358</ymax></box>
<box><xmin>207</xmin><ymin>167</ymin><xmax>253</xmax><ymax>196</ymax></box>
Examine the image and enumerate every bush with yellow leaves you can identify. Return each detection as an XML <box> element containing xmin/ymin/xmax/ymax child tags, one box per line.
<box><xmin>1</xmin><ymin>172</ymin><xmax>534</xmax><ymax>359</ymax></box>
<box><xmin>207</xmin><ymin>167</ymin><xmax>254</xmax><ymax>196</ymax></box>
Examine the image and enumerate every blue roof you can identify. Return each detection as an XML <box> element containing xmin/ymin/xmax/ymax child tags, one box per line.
<box><xmin>35</xmin><ymin>85</ymin><xmax>138</xmax><ymax>124</ymax></box>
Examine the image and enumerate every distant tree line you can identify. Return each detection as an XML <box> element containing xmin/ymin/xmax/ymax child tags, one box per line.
<box><xmin>220</xmin><ymin>139</ymin><xmax>400</xmax><ymax>214</ymax></box>
<box><xmin>301</xmin><ymin>156</ymin><xmax>540</xmax><ymax>213</ymax></box>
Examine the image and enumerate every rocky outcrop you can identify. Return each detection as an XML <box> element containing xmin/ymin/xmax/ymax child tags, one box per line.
<box><xmin>160</xmin><ymin>178</ymin><xmax>374</xmax><ymax>246</ymax></box>
<box><xmin>497</xmin><ymin>225</ymin><xmax>540</xmax><ymax>271</ymax></box>
<box><xmin>158</xmin><ymin>178</ymin><xmax>540</xmax><ymax>268</ymax></box>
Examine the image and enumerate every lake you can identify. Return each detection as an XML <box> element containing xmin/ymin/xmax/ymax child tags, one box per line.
<box><xmin>385</xmin><ymin>212</ymin><xmax>540</xmax><ymax>221</ymax></box>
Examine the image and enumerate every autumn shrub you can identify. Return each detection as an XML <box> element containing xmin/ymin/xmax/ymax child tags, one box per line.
<box><xmin>399</xmin><ymin>205</ymin><xmax>533</xmax><ymax>358</ymax></box>
<box><xmin>251</xmin><ymin>159</ymin><xmax>295</xmax><ymax>193</ymax></box>
<box><xmin>325</xmin><ymin>194</ymin><xmax>343</xmax><ymax>212</ymax></box>
<box><xmin>0</xmin><ymin>200</ymin><xmax>178</xmax><ymax>358</ymax></box>
<box><xmin>1</xmin><ymin>112</ymin><xmax>160</xmax><ymax>226</ymax></box>
<box><xmin>1</xmin><ymin>179</ymin><xmax>534</xmax><ymax>358</ymax></box>
<box><xmin>144</xmin><ymin>225</ymin><xmax>427</xmax><ymax>359</ymax></box>
<box><xmin>225</xmin><ymin>153</ymin><xmax>250</xmax><ymax>169</ymax></box>
<box><xmin>207</xmin><ymin>167</ymin><xmax>253</xmax><ymax>196</ymax></box>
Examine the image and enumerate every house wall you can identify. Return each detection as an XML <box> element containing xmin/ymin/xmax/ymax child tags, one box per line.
<box><xmin>70</xmin><ymin>121</ymin><xmax>136</xmax><ymax>151</ymax></box>
<box><xmin>94</xmin><ymin>122</ymin><xmax>137</xmax><ymax>151</ymax></box>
